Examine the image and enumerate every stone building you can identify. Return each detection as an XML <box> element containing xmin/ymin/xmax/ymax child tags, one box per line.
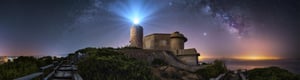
<box><xmin>129</xmin><ymin>25</ymin><xmax>200</xmax><ymax>65</ymax></box>
<box><xmin>129</xmin><ymin>24</ymin><xmax>143</xmax><ymax>48</ymax></box>
<box><xmin>143</xmin><ymin>33</ymin><xmax>171</xmax><ymax>50</ymax></box>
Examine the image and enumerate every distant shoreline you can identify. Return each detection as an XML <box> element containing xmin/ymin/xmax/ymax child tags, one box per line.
<box><xmin>201</xmin><ymin>58</ymin><xmax>300</xmax><ymax>74</ymax></box>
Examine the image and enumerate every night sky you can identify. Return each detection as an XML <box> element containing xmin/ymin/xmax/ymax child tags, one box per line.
<box><xmin>0</xmin><ymin>0</ymin><xmax>299</xmax><ymax>59</ymax></box>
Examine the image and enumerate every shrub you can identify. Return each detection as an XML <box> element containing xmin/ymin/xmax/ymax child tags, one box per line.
<box><xmin>77</xmin><ymin>48</ymin><xmax>157</xmax><ymax>80</ymax></box>
<box><xmin>0</xmin><ymin>56</ymin><xmax>54</xmax><ymax>79</ymax></box>
<box><xmin>151</xmin><ymin>59</ymin><xmax>167</xmax><ymax>66</ymax></box>
<box><xmin>247</xmin><ymin>67</ymin><xmax>299</xmax><ymax>80</ymax></box>
<box><xmin>196</xmin><ymin>60</ymin><xmax>227</xmax><ymax>79</ymax></box>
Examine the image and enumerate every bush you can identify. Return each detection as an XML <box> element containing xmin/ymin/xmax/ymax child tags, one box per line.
<box><xmin>151</xmin><ymin>59</ymin><xmax>167</xmax><ymax>66</ymax></box>
<box><xmin>196</xmin><ymin>60</ymin><xmax>227</xmax><ymax>79</ymax></box>
<box><xmin>0</xmin><ymin>56</ymin><xmax>54</xmax><ymax>79</ymax></box>
<box><xmin>247</xmin><ymin>67</ymin><xmax>299</xmax><ymax>80</ymax></box>
<box><xmin>121</xmin><ymin>46</ymin><xmax>142</xmax><ymax>49</ymax></box>
<box><xmin>77</xmin><ymin>48</ymin><xmax>157</xmax><ymax>80</ymax></box>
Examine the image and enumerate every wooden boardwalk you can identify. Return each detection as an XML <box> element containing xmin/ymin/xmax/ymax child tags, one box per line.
<box><xmin>14</xmin><ymin>72</ymin><xmax>44</xmax><ymax>80</ymax></box>
<box><xmin>15</xmin><ymin>60</ymin><xmax>83</xmax><ymax>80</ymax></box>
<box><xmin>47</xmin><ymin>61</ymin><xmax>82</xmax><ymax>80</ymax></box>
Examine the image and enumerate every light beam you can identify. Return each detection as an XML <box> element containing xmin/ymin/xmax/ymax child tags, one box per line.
<box><xmin>108</xmin><ymin>0</ymin><xmax>165</xmax><ymax>25</ymax></box>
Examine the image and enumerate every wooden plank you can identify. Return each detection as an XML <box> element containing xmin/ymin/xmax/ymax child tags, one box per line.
<box><xmin>73</xmin><ymin>73</ymin><xmax>83</xmax><ymax>80</ymax></box>
<box><xmin>40</xmin><ymin>64</ymin><xmax>54</xmax><ymax>70</ymax></box>
<box><xmin>14</xmin><ymin>72</ymin><xmax>43</xmax><ymax>80</ymax></box>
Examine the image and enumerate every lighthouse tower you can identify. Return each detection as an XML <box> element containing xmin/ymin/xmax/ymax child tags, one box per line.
<box><xmin>130</xmin><ymin>24</ymin><xmax>143</xmax><ymax>48</ymax></box>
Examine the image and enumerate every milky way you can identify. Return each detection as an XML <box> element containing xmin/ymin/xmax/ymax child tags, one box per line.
<box><xmin>0</xmin><ymin>0</ymin><xmax>299</xmax><ymax>59</ymax></box>
<box><xmin>171</xmin><ymin>0</ymin><xmax>251</xmax><ymax>39</ymax></box>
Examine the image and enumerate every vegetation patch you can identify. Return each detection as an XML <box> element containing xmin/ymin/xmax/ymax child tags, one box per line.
<box><xmin>76</xmin><ymin>47</ymin><xmax>158</xmax><ymax>80</ymax></box>
<box><xmin>151</xmin><ymin>58</ymin><xmax>167</xmax><ymax>66</ymax></box>
<box><xmin>247</xmin><ymin>66</ymin><xmax>300</xmax><ymax>80</ymax></box>
<box><xmin>0</xmin><ymin>56</ymin><xmax>55</xmax><ymax>79</ymax></box>
<box><xmin>195</xmin><ymin>60</ymin><xmax>227</xmax><ymax>79</ymax></box>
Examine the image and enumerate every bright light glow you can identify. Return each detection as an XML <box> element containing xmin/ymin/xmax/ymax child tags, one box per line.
<box><xmin>133</xmin><ymin>18</ymin><xmax>139</xmax><ymax>24</ymax></box>
<box><xmin>108</xmin><ymin>0</ymin><xmax>164</xmax><ymax>25</ymax></box>
<box><xmin>198</xmin><ymin>56</ymin><xmax>205</xmax><ymax>61</ymax></box>
<box><xmin>234</xmin><ymin>36</ymin><xmax>282</xmax><ymax>61</ymax></box>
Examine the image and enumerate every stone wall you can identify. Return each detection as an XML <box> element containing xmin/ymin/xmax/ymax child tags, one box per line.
<box><xmin>143</xmin><ymin>34</ymin><xmax>171</xmax><ymax>50</ymax></box>
<box><xmin>130</xmin><ymin>25</ymin><xmax>143</xmax><ymax>48</ymax></box>
<box><xmin>177</xmin><ymin>55</ymin><xmax>198</xmax><ymax>66</ymax></box>
<box><xmin>118</xmin><ymin>49</ymin><xmax>206</xmax><ymax>72</ymax></box>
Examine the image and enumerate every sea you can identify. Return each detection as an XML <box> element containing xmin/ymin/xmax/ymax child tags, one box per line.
<box><xmin>201</xmin><ymin>58</ymin><xmax>300</xmax><ymax>74</ymax></box>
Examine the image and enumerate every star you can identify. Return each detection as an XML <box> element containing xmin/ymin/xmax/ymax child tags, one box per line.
<box><xmin>169</xmin><ymin>2</ymin><xmax>173</xmax><ymax>6</ymax></box>
<box><xmin>203</xmin><ymin>32</ymin><xmax>207</xmax><ymax>36</ymax></box>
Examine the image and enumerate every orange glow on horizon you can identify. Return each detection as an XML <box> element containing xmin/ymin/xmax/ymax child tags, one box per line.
<box><xmin>232</xmin><ymin>56</ymin><xmax>281</xmax><ymax>60</ymax></box>
<box><xmin>198</xmin><ymin>55</ymin><xmax>281</xmax><ymax>61</ymax></box>
<box><xmin>198</xmin><ymin>56</ymin><xmax>205</xmax><ymax>61</ymax></box>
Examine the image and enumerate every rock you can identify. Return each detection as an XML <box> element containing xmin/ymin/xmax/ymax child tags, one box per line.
<box><xmin>182</xmin><ymin>73</ymin><xmax>198</xmax><ymax>80</ymax></box>
<box><xmin>152</xmin><ymin>66</ymin><xmax>204</xmax><ymax>80</ymax></box>
<box><xmin>159</xmin><ymin>66</ymin><xmax>168</xmax><ymax>71</ymax></box>
<box><xmin>165</xmin><ymin>66</ymin><xmax>177</xmax><ymax>73</ymax></box>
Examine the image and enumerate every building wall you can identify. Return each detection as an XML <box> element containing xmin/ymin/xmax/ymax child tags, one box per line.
<box><xmin>143</xmin><ymin>34</ymin><xmax>171</xmax><ymax>50</ymax></box>
<box><xmin>130</xmin><ymin>25</ymin><xmax>143</xmax><ymax>48</ymax></box>
<box><xmin>177</xmin><ymin>56</ymin><xmax>198</xmax><ymax>65</ymax></box>
<box><xmin>170</xmin><ymin>38</ymin><xmax>185</xmax><ymax>50</ymax></box>
<box><xmin>176</xmin><ymin>48</ymin><xmax>199</xmax><ymax>65</ymax></box>
<box><xmin>143</xmin><ymin>35</ymin><xmax>155</xmax><ymax>49</ymax></box>
<box><xmin>119</xmin><ymin>49</ymin><xmax>203</xmax><ymax>72</ymax></box>
<box><xmin>142</xmin><ymin>33</ymin><xmax>200</xmax><ymax>66</ymax></box>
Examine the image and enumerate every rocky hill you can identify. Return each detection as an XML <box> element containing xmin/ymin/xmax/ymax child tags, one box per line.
<box><xmin>73</xmin><ymin>47</ymin><xmax>227</xmax><ymax>80</ymax></box>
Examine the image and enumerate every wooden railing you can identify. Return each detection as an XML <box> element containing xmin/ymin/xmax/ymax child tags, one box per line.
<box><xmin>44</xmin><ymin>60</ymin><xmax>83</xmax><ymax>80</ymax></box>
<box><xmin>14</xmin><ymin>60</ymin><xmax>83</xmax><ymax>80</ymax></box>
<box><xmin>14</xmin><ymin>62</ymin><xmax>57</xmax><ymax>80</ymax></box>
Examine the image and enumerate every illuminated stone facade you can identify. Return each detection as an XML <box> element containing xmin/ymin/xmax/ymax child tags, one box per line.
<box><xmin>129</xmin><ymin>25</ymin><xmax>143</xmax><ymax>48</ymax></box>
<box><xmin>128</xmin><ymin>24</ymin><xmax>200</xmax><ymax>65</ymax></box>
<box><xmin>143</xmin><ymin>31</ymin><xmax>199</xmax><ymax>65</ymax></box>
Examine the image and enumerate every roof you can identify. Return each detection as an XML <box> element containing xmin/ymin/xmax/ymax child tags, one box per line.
<box><xmin>144</xmin><ymin>33</ymin><xmax>171</xmax><ymax>38</ymax></box>
<box><xmin>177</xmin><ymin>48</ymin><xmax>200</xmax><ymax>56</ymax></box>
<box><xmin>170</xmin><ymin>31</ymin><xmax>187</xmax><ymax>42</ymax></box>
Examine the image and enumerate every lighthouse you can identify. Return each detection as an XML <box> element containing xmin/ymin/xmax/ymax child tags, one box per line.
<box><xmin>129</xmin><ymin>19</ymin><xmax>143</xmax><ymax>48</ymax></box>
